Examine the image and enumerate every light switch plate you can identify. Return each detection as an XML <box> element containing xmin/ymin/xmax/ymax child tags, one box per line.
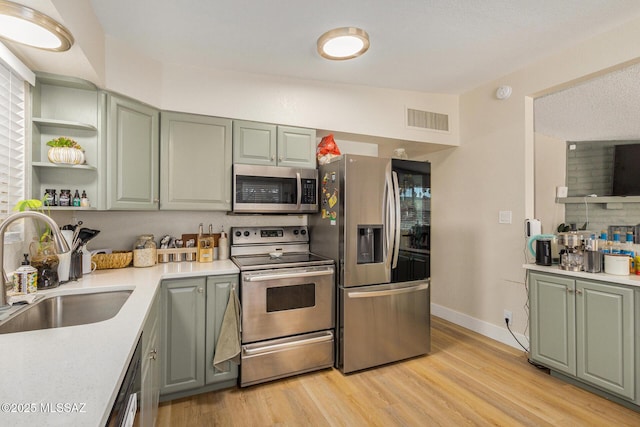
<box><xmin>499</xmin><ymin>210</ymin><xmax>512</xmax><ymax>224</ymax></box>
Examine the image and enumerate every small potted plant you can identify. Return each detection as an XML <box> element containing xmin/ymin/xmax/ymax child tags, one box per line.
<box><xmin>46</xmin><ymin>136</ymin><xmax>85</xmax><ymax>165</ymax></box>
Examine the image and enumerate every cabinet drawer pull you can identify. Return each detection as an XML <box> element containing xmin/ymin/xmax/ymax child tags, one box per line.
<box><xmin>197</xmin><ymin>287</ymin><xmax>204</xmax><ymax>293</ymax></box>
<box><xmin>567</xmin><ymin>288</ymin><xmax>574</xmax><ymax>294</ymax></box>
<box><xmin>576</xmin><ymin>289</ymin><xmax>583</xmax><ymax>295</ymax></box>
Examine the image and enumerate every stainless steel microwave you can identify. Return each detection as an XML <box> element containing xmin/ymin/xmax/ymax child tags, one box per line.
<box><xmin>233</xmin><ymin>164</ymin><xmax>318</xmax><ymax>214</ymax></box>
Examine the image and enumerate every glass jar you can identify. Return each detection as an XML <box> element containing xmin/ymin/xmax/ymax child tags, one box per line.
<box><xmin>30</xmin><ymin>238</ymin><xmax>60</xmax><ymax>289</ymax></box>
<box><xmin>133</xmin><ymin>234</ymin><xmax>157</xmax><ymax>267</ymax></box>
<box><xmin>59</xmin><ymin>189</ymin><xmax>71</xmax><ymax>207</ymax></box>
<box><xmin>44</xmin><ymin>189</ymin><xmax>57</xmax><ymax>206</ymax></box>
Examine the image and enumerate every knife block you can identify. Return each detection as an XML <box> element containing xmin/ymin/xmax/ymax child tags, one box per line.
<box><xmin>197</xmin><ymin>236</ymin><xmax>214</xmax><ymax>262</ymax></box>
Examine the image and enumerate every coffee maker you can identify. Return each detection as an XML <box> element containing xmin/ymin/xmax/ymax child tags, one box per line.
<box><xmin>557</xmin><ymin>232</ymin><xmax>587</xmax><ymax>271</ymax></box>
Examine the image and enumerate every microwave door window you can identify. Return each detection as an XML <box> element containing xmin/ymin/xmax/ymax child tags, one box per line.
<box><xmin>237</xmin><ymin>175</ymin><xmax>297</xmax><ymax>204</ymax></box>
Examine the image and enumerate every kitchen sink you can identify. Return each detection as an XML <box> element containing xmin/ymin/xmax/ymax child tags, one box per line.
<box><xmin>0</xmin><ymin>290</ymin><xmax>132</xmax><ymax>334</ymax></box>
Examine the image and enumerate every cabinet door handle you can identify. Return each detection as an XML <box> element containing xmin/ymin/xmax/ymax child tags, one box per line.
<box><xmin>197</xmin><ymin>287</ymin><xmax>204</xmax><ymax>293</ymax></box>
<box><xmin>575</xmin><ymin>289</ymin><xmax>583</xmax><ymax>295</ymax></box>
<box><xmin>153</xmin><ymin>198</ymin><xmax>159</xmax><ymax>203</ymax></box>
<box><xmin>271</xmin><ymin>155</ymin><xmax>275</xmax><ymax>161</ymax></box>
<box><xmin>567</xmin><ymin>288</ymin><xmax>574</xmax><ymax>294</ymax></box>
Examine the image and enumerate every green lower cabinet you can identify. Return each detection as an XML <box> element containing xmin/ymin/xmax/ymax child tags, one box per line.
<box><xmin>576</xmin><ymin>279</ymin><xmax>635</xmax><ymax>399</ymax></box>
<box><xmin>139</xmin><ymin>290</ymin><xmax>160</xmax><ymax>427</ymax></box>
<box><xmin>529</xmin><ymin>272</ymin><xmax>636</xmax><ymax>401</ymax></box>
<box><xmin>160</xmin><ymin>275</ymin><xmax>239</xmax><ymax>399</ymax></box>
<box><xmin>205</xmin><ymin>276</ymin><xmax>239</xmax><ymax>384</ymax></box>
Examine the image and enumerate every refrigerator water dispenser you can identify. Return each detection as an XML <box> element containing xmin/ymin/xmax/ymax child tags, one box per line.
<box><xmin>357</xmin><ymin>225</ymin><xmax>382</xmax><ymax>264</ymax></box>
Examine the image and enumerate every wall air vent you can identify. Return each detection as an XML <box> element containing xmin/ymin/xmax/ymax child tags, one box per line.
<box><xmin>406</xmin><ymin>108</ymin><xmax>449</xmax><ymax>132</ymax></box>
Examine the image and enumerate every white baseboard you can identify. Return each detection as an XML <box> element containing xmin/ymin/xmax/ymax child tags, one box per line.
<box><xmin>431</xmin><ymin>303</ymin><xmax>529</xmax><ymax>351</ymax></box>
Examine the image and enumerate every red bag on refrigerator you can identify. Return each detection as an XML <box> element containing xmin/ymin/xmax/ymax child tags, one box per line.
<box><xmin>316</xmin><ymin>134</ymin><xmax>341</xmax><ymax>165</ymax></box>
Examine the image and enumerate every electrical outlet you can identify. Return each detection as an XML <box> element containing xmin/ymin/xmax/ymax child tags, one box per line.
<box><xmin>504</xmin><ymin>309</ymin><xmax>513</xmax><ymax>325</ymax></box>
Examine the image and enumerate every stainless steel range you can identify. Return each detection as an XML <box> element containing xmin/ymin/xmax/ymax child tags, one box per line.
<box><xmin>231</xmin><ymin>226</ymin><xmax>335</xmax><ymax>387</ymax></box>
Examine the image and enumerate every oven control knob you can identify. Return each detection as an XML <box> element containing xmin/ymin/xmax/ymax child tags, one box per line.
<box><xmin>293</xmin><ymin>229</ymin><xmax>299</xmax><ymax>235</ymax></box>
<box><xmin>300</xmin><ymin>229</ymin><xmax>307</xmax><ymax>235</ymax></box>
<box><xmin>235</xmin><ymin>231</ymin><xmax>242</xmax><ymax>237</ymax></box>
<box><xmin>244</xmin><ymin>231</ymin><xmax>250</xmax><ymax>237</ymax></box>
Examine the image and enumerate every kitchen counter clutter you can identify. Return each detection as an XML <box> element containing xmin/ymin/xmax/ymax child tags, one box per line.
<box><xmin>524</xmin><ymin>263</ymin><xmax>640</xmax><ymax>410</ymax></box>
<box><xmin>0</xmin><ymin>260</ymin><xmax>238</xmax><ymax>427</ymax></box>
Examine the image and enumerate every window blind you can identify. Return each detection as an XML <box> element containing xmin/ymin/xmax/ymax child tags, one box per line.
<box><xmin>0</xmin><ymin>60</ymin><xmax>26</xmax><ymax>240</ymax></box>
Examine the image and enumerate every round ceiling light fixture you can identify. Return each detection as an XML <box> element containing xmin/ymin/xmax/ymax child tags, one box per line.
<box><xmin>0</xmin><ymin>0</ymin><xmax>74</xmax><ymax>51</ymax></box>
<box><xmin>317</xmin><ymin>27</ymin><xmax>370</xmax><ymax>60</ymax></box>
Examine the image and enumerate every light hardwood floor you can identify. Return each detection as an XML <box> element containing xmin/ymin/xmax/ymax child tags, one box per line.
<box><xmin>157</xmin><ymin>316</ymin><xmax>640</xmax><ymax>426</ymax></box>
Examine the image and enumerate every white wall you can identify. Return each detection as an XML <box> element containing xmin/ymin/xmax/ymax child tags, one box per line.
<box><xmin>534</xmin><ymin>133</ymin><xmax>566</xmax><ymax>235</ymax></box>
<box><xmin>103</xmin><ymin>56</ymin><xmax>460</xmax><ymax>148</ymax></box>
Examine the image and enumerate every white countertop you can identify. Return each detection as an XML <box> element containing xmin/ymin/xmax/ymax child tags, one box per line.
<box><xmin>0</xmin><ymin>260</ymin><xmax>239</xmax><ymax>427</ymax></box>
<box><xmin>524</xmin><ymin>263</ymin><xmax>640</xmax><ymax>288</ymax></box>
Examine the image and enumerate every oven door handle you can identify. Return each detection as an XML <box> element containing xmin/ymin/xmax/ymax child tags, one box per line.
<box><xmin>347</xmin><ymin>281</ymin><xmax>429</xmax><ymax>299</ymax></box>
<box><xmin>244</xmin><ymin>269</ymin><xmax>334</xmax><ymax>282</ymax></box>
<box><xmin>243</xmin><ymin>331</ymin><xmax>334</xmax><ymax>356</ymax></box>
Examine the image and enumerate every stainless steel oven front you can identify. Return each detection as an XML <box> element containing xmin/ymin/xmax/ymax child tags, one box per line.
<box><xmin>240</xmin><ymin>264</ymin><xmax>335</xmax><ymax>387</ymax></box>
<box><xmin>241</xmin><ymin>265</ymin><xmax>334</xmax><ymax>343</ymax></box>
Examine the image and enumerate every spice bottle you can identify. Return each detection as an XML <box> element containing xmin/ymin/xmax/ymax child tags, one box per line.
<box><xmin>59</xmin><ymin>189</ymin><xmax>71</xmax><ymax>207</ymax></box>
<box><xmin>72</xmin><ymin>190</ymin><xmax>81</xmax><ymax>207</ymax></box>
<box><xmin>133</xmin><ymin>234</ymin><xmax>157</xmax><ymax>267</ymax></box>
<box><xmin>80</xmin><ymin>190</ymin><xmax>90</xmax><ymax>207</ymax></box>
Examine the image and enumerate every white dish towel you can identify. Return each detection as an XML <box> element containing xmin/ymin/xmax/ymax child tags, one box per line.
<box><xmin>213</xmin><ymin>287</ymin><xmax>241</xmax><ymax>372</ymax></box>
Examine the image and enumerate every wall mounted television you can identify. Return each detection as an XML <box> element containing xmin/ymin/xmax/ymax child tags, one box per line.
<box><xmin>612</xmin><ymin>143</ymin><xmax>640</xmax><ymax>196</ymax></box>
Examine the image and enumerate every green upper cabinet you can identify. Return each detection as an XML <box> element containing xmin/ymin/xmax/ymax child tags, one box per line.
<box><xmin>160</xmin><ymin>112</ymin><xmax>232</xmax><ymax>210</ymax></box>
<box><xmin>233</xmin><ymin>120</ymin><xmax>316</xmax><ymax>169</ymax></box>
<box><xmin>105</xmin><ymin>93</ymin><xmax>160</xmax><ymax>210</ymax></box>
<box><xmin>276</xmin><ymin>125</ymin><xmax>317</xmax><ymax>168</ymax></box>
<box><xmin>232</xmin><ymin>120</ymin><xmax>277</xmax><ymax>166</ymax></box>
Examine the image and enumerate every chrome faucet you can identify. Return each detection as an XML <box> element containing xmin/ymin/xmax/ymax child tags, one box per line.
<box><xmin>0</xmin><ymin>211</ymin><xmax>70</xmax><ymax>309</ymax></box>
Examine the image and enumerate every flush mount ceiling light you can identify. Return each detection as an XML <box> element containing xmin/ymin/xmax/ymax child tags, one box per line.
<box><xmin>0</xmin><ymin>0</ymin><xmax>73</xmax><ymax>51</ymax></box>
<box><xmin>317</xmin><ymin>27</ymin><xmax>370</xmax><ymax>60</ymax></box>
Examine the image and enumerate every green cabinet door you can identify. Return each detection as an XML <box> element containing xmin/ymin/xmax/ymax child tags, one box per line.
<box><xmin>233</xmin><ymin>120</ymin><xmax>277</xmax><ymax>166</ymax></box>
<box><xmin>106</xmin><ymin>93</ymin><xmax>159</xmax><ymax>209</ymax></box>
<box><xmin>160</xmin><ymin>112</ymin><xmax>232</xmax><ymax>210</ymax></box>
<box><xmin>205</xmin><ymin>274</ymin><xmax>239</xmax><ymax>385</ymax></box>
<box><xmin>160</xmin><ymin>277</ymin><xmax>206</xmax><ymax>395</ymax></box>
<box><xmin>233</xmin><ymin>121</ymin><xmax>317</xmax><ymax>168</ymax></box>
<box><xmin>576</xmin><ymin>280</ymin><xmax>635</xmax><ymax>399</ymax></box>
<box><xmin>277</xmin><ymin>125</ymin><xmax>316</xmax><ymax>169</ymax></box>
<box><xmin>140</xmin><ymin>291</ymin><xmax>160</xmax><ymax>427</ymax></box>
<box><xmin>529</xmin><ymin>272</ymin><xmax>576</xmax><ymax>375</ymax></box>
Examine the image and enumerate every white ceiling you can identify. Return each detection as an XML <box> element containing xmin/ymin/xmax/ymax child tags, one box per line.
<box><xmin>534</xmin><ymin>62</ymin><xmax>640</xmax><ymax>142</ymax></box>
<box><xmin>82</xmin><ymin>0</ymin><xmax>640</xmax><ymax>94</ymax></box>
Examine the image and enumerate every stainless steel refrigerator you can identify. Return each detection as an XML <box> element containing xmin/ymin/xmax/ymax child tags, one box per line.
<box><xmin>310</xmin><ymin>154</ymin><xmax>431</xmax><ymax>373</ymax></box>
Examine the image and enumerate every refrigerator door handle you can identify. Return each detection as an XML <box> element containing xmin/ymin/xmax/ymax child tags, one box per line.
<box><xmin>347</xmin><ymin>281</ymin><xmax>430</xmax><ymax>298</ymax></box>
<box><xmin>391</xmin><ymin>170</ymin><xmax>401</xmax><ymax>269</ymax></box>
<box><xmin>296</xmin><ymin>172</ymin><xmax>302</xmax><ymax>209</ymax></box>
<box><xmin>385</xmin><ymin>165</ymin><xmax>395</xmax><ymax>269</ymax></box>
